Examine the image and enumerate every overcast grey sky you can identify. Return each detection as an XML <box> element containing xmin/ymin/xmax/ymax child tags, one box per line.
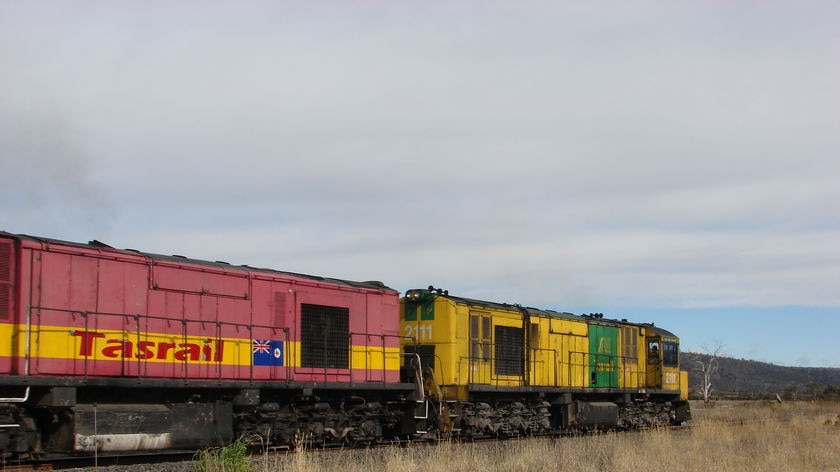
<box><xmin>2</xmin><ymin>1</ymin><xmax>838</xmax><ymax>367</ymax></box>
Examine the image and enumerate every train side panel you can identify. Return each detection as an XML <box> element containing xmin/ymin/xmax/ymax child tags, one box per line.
<box><xmin>467</xmin><ymin>305</ymin><xmax>523</xmax><ymax>388</ymax></box>
<box><xmin>402</xmin><ymin>291</ymin><xmax>526</xmax><ymax>401</ymax></box>
<box><xmin>1</xmin><ymin>233</ymin><xmax>403</xmax><ymax>384</ymax></box>
<box><xmin>0</xmin><ymin>238</ymin><xmax>15</xmax><ymax>374</ymax></box>
<box><xmin>401</xmin><ymin>290</ymin><xmax>458</xmax><ymax>396</ymax></box>
<box><xmin>528</xmin><ymin>313</ymin><xmax>588</xmax><ymax>388</ymax></box>
<box><xmin>617</xmin><ymin>324</ymin><xmax>645</xmax><ymax>389</ymax></box>
<box><xmin>588</xmin><ymin>323</ymin><xmax>619</xmax><ymax>388</ymax></box>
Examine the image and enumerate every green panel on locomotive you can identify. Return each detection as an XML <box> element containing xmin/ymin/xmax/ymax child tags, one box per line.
<box><xmin>589</xmin><ymin>324</ymin><xmax>620</xmax><ymax>388</ymax></box>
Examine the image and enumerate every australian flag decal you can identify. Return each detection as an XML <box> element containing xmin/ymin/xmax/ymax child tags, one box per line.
<box><xmin>252</xmin><ymin>339</ymin><xmax>284</xmax><ymax>366</ymax></box>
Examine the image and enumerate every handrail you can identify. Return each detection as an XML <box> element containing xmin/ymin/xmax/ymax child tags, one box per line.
<box><xmin>24</xmin><ymin>306</ymin><xmax>32</xmax><ymax>376</ymax></box>
<box><xmin>0</xmin><ymin>386</ymin><xmax>30</xmax><ymax>403</ymax></box>
<box><xmin>400</xmin><ymin>352</ymin><xmax>425</xmax><ymax>401</ymax></box>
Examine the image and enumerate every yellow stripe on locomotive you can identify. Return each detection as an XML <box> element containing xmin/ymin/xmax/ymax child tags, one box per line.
<box><xmin>0</xmin><ymin>322</ymin><xmax>401</xmax><ymax>373</ymax></box>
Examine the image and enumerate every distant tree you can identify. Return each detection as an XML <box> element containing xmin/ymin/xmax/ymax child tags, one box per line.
<box><xmin>806</xmin><ymin>381</ymin><xmax>822</xmax><ymax>396</ymax></box>
<box><xmin>821</xmin><ymin>385</ymin><xmax>840</xmax><ymax>401</ymax></box>
<box><xmin>695</xmin><ymin>341</ymin><xmax>725</xmax><ymax>407</ymax></box>
<box><xmin>784</xmin><ymin>384</ymin><xmax>800</xmax><ymax>402</ymax></box>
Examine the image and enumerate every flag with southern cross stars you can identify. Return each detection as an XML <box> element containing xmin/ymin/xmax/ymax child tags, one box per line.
<box><xmin>252</xmin><ymin>339</ymin><xmax>284</xmax><ymax>366</ymax></box>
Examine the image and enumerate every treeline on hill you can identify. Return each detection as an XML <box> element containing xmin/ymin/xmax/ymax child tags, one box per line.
<box><xmin>681</xmin><ymin>352</ymin><xmax>840</xmax><ymax>401</ymax></box>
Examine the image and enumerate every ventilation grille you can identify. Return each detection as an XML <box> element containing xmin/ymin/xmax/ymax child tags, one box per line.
<box><xmin>495</xmin><ymin>325</ymin><xmax>524</xmax><ymax>376</ymax></box>
<box><xmin>0</xmin><ymin>241</ymin><xmax>12</xmax><ymax>320</ymax></box>
<box><xmin>300</xmin><ymin>303</ymin><xmax>349</xmax><ymax>369</ymax></box>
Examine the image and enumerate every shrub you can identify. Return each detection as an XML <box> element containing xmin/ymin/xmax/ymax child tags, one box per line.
<box><xmin>193</xmin><ymin>437</ymin><xmax>254</xmax><ymax>472</ymax></box>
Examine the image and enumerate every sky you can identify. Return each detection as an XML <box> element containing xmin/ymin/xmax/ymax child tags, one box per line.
<box><xmin>1</xmin><ymin>1</ymin><xmax>838</xmax><ymax>368</ymax></box>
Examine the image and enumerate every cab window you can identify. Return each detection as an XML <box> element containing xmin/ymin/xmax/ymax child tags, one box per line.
<box><xmin>662</xmin><ymin>342</ymin><xmax>679</xmax><ymax>367</ymax></box>
<box><xmin>647</xmin><ymin>341</ymin><xmax>660</xmax><ymax>364</ymax></box>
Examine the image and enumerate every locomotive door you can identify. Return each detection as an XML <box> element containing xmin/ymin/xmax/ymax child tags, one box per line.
<box><xmin>588</xmin><ymin>325</ymin><xmax>618</xmax><ymax>388</ymax></box>
<box><xmin>469</xmin><ymin>310</ymin><xmax>491</xmax><ymax>384</ymax></box>
<box><xmin>647</xmin><ymin>337</ymin><xmax>662</xmax><ymax>388</ymax></box>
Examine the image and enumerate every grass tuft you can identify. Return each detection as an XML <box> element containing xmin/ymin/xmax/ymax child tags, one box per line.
<box><xmin>193</xmin><ymin>436</ymin><xmax>255</xmax><ymax>472</ymax></box>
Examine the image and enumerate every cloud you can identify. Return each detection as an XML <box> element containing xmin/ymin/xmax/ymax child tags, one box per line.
<box><xmin>0</xmin><ymin>109</ymin><xmax>113</xmax><ymax>236</ymax></box>
<box><xmin>1</xmin><ymin>1</ymin><xmax>838</xmax><ymax>315</ymax></box>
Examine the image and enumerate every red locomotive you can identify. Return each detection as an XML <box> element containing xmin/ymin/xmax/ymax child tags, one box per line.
<box><xmin>0</xmin><ymin>232</ymin><xmax>422</xmax><ymax>460</ymax></box>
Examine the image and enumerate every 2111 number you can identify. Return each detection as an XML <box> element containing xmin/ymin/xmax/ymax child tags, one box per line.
<box><xmin>404</xmin><ymin>324</ymin><xmax>432</xmax><ymax>341</ymax></box>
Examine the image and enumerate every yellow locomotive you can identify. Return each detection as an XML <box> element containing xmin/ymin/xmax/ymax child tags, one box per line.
<box><xmin>401</xmin><ymin>287</ymin><xmax>690</xmax><ymax>436</ymax></box>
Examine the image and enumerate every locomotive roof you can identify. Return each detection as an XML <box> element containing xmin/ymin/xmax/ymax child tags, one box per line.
<box><xmin>644</xmin><ymin>324</ymin><xmax>680</xmax><ymax>341</ymax></box>
<box><xmin>406</xmin><ymin>287</ymin><xmax>680</xmax><ymax>337</ymax></box>
<box><xmin>3</xmin><ymin>232</ymin><xmax>396</xmax><ymax>293</ymax></box>
<box><xmin>408</xmin><ymin>288</ymin><xmax>591</xmax><ymax>322</ymax></box>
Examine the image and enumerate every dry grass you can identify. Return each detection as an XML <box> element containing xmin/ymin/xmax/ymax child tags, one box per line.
<box><xmin>254</xmin><ymin>401</ymin><xmax>840</xmax><ymax>472</ymax></box>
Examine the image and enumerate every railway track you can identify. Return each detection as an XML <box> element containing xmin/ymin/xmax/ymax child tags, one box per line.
<box><xmin>2</xmin><ymin>423</ymin><xmax>696</xmax><ymax>472</ymax></box>
<box><xmin>1</xmin><ymin>450</ymin><xmax>196</xmax><ymax>472</ymax></box>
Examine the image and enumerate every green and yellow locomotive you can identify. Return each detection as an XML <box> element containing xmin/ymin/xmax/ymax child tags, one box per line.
<box><xmin>401</xmin><ymin>287</ymin><xmax>690</xmax><ymax>436</ymax></box>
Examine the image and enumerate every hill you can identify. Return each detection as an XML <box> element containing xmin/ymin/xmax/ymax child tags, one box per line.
<box><xmin>681</xmin><ymin>351</ymin><xmax>840</xmax><ymax>400</ymax></box>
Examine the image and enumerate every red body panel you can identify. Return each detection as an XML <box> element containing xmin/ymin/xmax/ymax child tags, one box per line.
<box><xmin>0</xmin><ymin>237</ymin><xmax>14</xmax><ymax>373</ymax></box>
<box><xmin>0</xmin><ymin>233</ymin><xmax>401</xmax><ymax>384</ymax></box>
